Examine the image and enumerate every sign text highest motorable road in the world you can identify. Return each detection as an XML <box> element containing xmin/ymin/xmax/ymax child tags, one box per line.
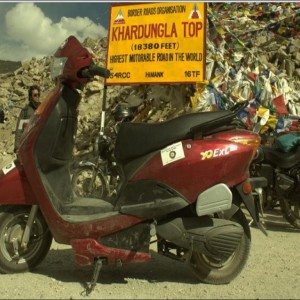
<box><xmin>106</xmin><ymin>2</ymin><xmax>206</xmax><ymax>85</ymax></box>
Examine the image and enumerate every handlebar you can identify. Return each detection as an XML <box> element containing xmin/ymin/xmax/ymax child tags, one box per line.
<box><xmin>79</xmin><ymin>64</ymin><xmax>110</xmax><ymax>79</ymax></box>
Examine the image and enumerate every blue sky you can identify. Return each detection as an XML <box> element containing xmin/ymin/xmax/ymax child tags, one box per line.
<box><xmin>0</xmin><ymin>2</ymin><xmax>112</xmax><ymax>61</ymax></box>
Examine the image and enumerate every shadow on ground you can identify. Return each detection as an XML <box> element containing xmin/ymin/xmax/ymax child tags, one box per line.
<box><xmin>32</xmin><ymin>207</ymin><xmax>298</xmax><ymax>288</ymax></box>
<box><xmin>262</xmin><ymin>210</ymin><xmax>300</xmax><ymax>233</ymax></box>
<box><xmin>33</xmin><ymin>248</ymin><xmax>198</xmax><ymax>286</ymax></box>
<box><xmin>244</xmin><ymin>206</ymin><xmax>300</xmax><ymax>233</ymax></box>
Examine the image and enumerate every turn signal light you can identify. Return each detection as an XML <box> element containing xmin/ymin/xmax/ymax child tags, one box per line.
<box><xmin>242</xmin><ymin>181</ymin><xmax>252</xmax><ymax>194</ymax></box>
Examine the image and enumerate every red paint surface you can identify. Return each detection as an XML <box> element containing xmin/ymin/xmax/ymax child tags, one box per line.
<box><xmin>17</xmin><ymin>86</ymin><xmax>142</xmax><ymax>244</ymax></box>
<box><xmin>54</xmin><ymin>36</ymin><xmax>93</xmax><ymax>88</ymax></box>
<box><xmin>0</xmin><ymin>164</ymin><xmax>36</xmax><ymax>205</ymax></box>
<box><xmin>0</xmin><ymin>36</ymin><xmax>261</xmax><ymax>267</ymax></box>
<box><xmin>132</xmin><ymin>134</ymin><xmax>254</xmax><ymax>202</ymax></box>
<box><xmin>71</xmin><ymin>239</ymin><xmax>151</xmax><ymax>266</ymax></box>
<box><xmin>0</xmin><ymin>37</ymin><xmax>154</xmax><ymax>265</ymax></box>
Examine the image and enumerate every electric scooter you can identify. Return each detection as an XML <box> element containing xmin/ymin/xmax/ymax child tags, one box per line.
<box><xmin>0</xmin><ymin>36</ymin><xmax>266</xmax><ymax>294</ymax></box>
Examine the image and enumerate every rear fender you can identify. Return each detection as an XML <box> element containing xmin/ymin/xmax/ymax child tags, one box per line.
<box><xmin>234</xmin><ymin>179</ymin><xmax>268</xmax><ymax>236</ymax></box>
<box><xmin>0</xmin><ymin>163</ymin><xmax>37</xmax><ymax>205</ymax></box>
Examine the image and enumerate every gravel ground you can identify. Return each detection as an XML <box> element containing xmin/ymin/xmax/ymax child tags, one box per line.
<box><xmin>0</xmin><ymin>209</ymin><xmax>299</xmax><ymax>299</ymax></box>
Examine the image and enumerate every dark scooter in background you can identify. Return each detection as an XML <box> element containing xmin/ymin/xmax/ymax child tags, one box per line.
<box><xmin>251</xmin><ymin>132</ymin><xmax>300</xmax><ymax>229</ymax></box>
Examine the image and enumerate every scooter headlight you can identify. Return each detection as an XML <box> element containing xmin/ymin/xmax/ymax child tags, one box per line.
<box><xmin>50</xmin><ymin>56</ymin><xmax>68</xmax><ymax>80</ymax></box>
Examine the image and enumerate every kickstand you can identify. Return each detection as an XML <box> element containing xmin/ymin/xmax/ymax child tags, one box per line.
<box><xmin>84</xmin><ymin>258</ymin><xmax>103</xmax><ymax>296</ymax></box>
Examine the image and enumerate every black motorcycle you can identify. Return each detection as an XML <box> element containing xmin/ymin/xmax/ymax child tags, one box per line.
<box><xmin>251</xmin><ymin>133</ymin><xmax>300</xmax><ymax>229</ymax></box>
<box><xmin>72</xmin><ymin>100</ymin><xmax>253</xmax><ymax>200</ymax></box>
<box><xmin>71</xmin><ymin>103</ymin><xmax>137</xmax><ymax>199</ymax></box>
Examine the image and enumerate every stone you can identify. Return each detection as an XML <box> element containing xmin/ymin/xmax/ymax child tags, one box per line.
<box><xmin>13</xmin><ymin>87</ymin><xmax>27</xmax><ymax>97</ymax></box>
<box><xmin>85</xmin><ymin>81</ymin><xmax>104</xmax><ymax>94</ymax></box>
<box><xmin>291</xmin><ymin>39</ymin><xmax>300</xmax><ymax>48</ymax></box>
<box><xmin>22</xmin><ymin>75</ymin><xmax>33</xmax><ymax>87</ymax></box>
<box><xmin>21</xmin><ymin>60</ymin><xmax>31</xmax><ymax>70</ymax></box>
<box><xmin>295</xmin><ymin>69</ymin><xmax>300</xmax><ymax>77</ymax></box>
<box><xmin>0</xmin><ymin>88</ymin><xmax>10</xmax><ymax>98</ymax></box>
<box><xmin>285</xmin><ymin>59</ymin><xmax>295</xmax><ymax>77</ymax></box>
<box><xmin>126</xmin><ymin>94</ymin><xmax>144</xmax><ymax>107</ymax></box>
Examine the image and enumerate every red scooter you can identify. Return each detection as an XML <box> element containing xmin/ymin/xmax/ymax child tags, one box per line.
<box><xmin>0</xmin><ymin>36</ymin><xmax>266</xmax><ymax>294</ymax></box>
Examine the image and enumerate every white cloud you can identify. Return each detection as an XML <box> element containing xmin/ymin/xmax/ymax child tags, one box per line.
<box><xmin>1</xmin><ymin>3</ymin><xmax>107</xmax><ymax>61</ymax></box>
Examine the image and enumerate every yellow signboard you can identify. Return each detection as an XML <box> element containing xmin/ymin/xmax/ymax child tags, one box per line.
<box><xmin>106</xmin><ymin>2</ymin><xmax>206</xmax><ymax>85</ymax></box>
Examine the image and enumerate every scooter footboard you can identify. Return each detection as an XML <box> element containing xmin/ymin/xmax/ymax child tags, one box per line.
<box><xmin>0</xmin><ymin>163</ymin><xmax>37</xmax><ymax>205</ymax></box>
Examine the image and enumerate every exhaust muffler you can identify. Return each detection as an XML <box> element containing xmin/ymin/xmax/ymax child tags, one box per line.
<box><xmin>156</xmin><ymin>216</ymin><xmax>244</xmax><ymax>260</ymax></box>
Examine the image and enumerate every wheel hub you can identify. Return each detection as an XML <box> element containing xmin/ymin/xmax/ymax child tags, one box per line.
<box><xmin>5</xmin><ymin>224</ymin><xmax>24</xmax><ymax>260</ymax></box>
<box><xmin>7</xmin><ymin>224</ymin><xmax>23</xmax><ymax>244</ymax></box>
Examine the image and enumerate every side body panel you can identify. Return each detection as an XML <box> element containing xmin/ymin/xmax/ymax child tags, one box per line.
<box><xmin>208</xmin><ymin>129</ymin><xmax>260</xmax><ymax>142</ymax></box>
<box><xmin>132</xmin><ymin>136</ymin><xmax>253</xmax><ymax>203</ymax></box>
<box><xmin>0</xmin><ymin>164</ymin><xmax>36</xmax><ymax>205</ymax></box>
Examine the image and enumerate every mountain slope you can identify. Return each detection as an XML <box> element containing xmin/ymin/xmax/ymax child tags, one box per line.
<box><xmin>0</xmin><ymin>60</ymin><xmax>21</xmax><ymax>74</ymax></box>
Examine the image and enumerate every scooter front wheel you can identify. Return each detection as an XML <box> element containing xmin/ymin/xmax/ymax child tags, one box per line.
<box><xmin>0</xmin><ymin>207</ymin><xmax>52</xmax><ymax>273</ymax></box>
<box><xmin>71</xmin><ymin>166</ymin><xmax>108</xmax><ymax>199</ymax></box>
<box><xmin>189</xmin><ymin>208</ymin><xmax>251</xmax><ymax>284</ymax></box>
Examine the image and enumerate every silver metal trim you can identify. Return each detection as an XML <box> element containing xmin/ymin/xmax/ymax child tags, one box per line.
<box><xmin>196</xmin><ymin>183</ymin><xmax>232</xmax><ymax>217</ymax></box>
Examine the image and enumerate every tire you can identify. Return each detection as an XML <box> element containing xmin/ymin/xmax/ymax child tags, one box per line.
<box><xmin>71</xmin><ymin>166</ymin><xmax>108</xmax><ymax>199</ymax></box>
<box><xmin>279</xmin><ymin>197</ymin><xmax>300</xmax><ymax>229</ymax></box>
<box><xmin>0</xmin><ymin>207</ymin><xmax>52</xmax><ymax>273</ymax></box>
<box><xmin>189</xmin><ymin>208</ymin><xmax>251</xmax><ymax>284</ymax></box>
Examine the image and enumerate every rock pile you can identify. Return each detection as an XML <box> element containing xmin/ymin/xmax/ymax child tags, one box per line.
<box><xmin>0</xmin><ymin>37</ymin><xmax>192</xmax><ymax>166</ymax></box>
<box><xmin>0</xmin><ymin>3</ymin><xmax>299</xmax><ymax>167</ymax></box>
<box><xmin>0</xmin><ymin>56</ymin><xmax>53</xmax><ymax>166</ymax></box>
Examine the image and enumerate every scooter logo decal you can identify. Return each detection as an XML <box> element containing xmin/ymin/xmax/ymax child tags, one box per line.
<box><xmin>201</xmin><ymin>145</ymin><xmax>238</xmax><ymax>160</ymax></box>
<box><xmin>161</xmin><ymin>142</ymin><xmax>185</xmax><ymax>166</ymax></box>
<box><xmin>2</xmin><ymin>161</ymin><xmax>16</xmax><ymax>175</ymax></box>
<box><xmin>169</xmin><ymin>151</ymin><xmax>176</xmax><ymax>159</ymax></box>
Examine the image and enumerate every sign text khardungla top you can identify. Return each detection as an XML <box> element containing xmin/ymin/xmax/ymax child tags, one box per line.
<box><xmin>106</xmin><ymin>2</ymin><xmax>206</xmax><ymax>85</ymax></box>
<box><xmin>111</xmin><ymin>22</ymin><xmax>203</xmax><ymax>41</ymax></box>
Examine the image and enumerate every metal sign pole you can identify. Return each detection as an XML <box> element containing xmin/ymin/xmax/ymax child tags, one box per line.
<box><xmin>100</xmin><ymin>85</ymin><xmax>107</xmax><ymax>136</ymax></box>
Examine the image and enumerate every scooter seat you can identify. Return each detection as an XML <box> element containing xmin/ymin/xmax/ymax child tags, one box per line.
<box><xmin>64</xmin><ymin>197</ymin><xmax>115</xmax><ymax>215</ymax></box>
<box><xmin>263</xmin><ymin>145</ymin><xmax>300</xmax><ymax>169</ymax></box>
<box><xmin>115</xmin><ymin>111</ymin><xmax>234</xmax><ymax>162</ymax></box>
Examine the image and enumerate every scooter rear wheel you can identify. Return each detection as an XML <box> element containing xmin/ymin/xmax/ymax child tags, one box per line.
<box><xmin>189</xmin><ymin>208</ymin><xmax>251</xmax><ymax>284</ymax></box>
<box><xmin>0</xmin><ymin>207</ymin><xmax>52</xmax><ymax>273</ymax></box>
